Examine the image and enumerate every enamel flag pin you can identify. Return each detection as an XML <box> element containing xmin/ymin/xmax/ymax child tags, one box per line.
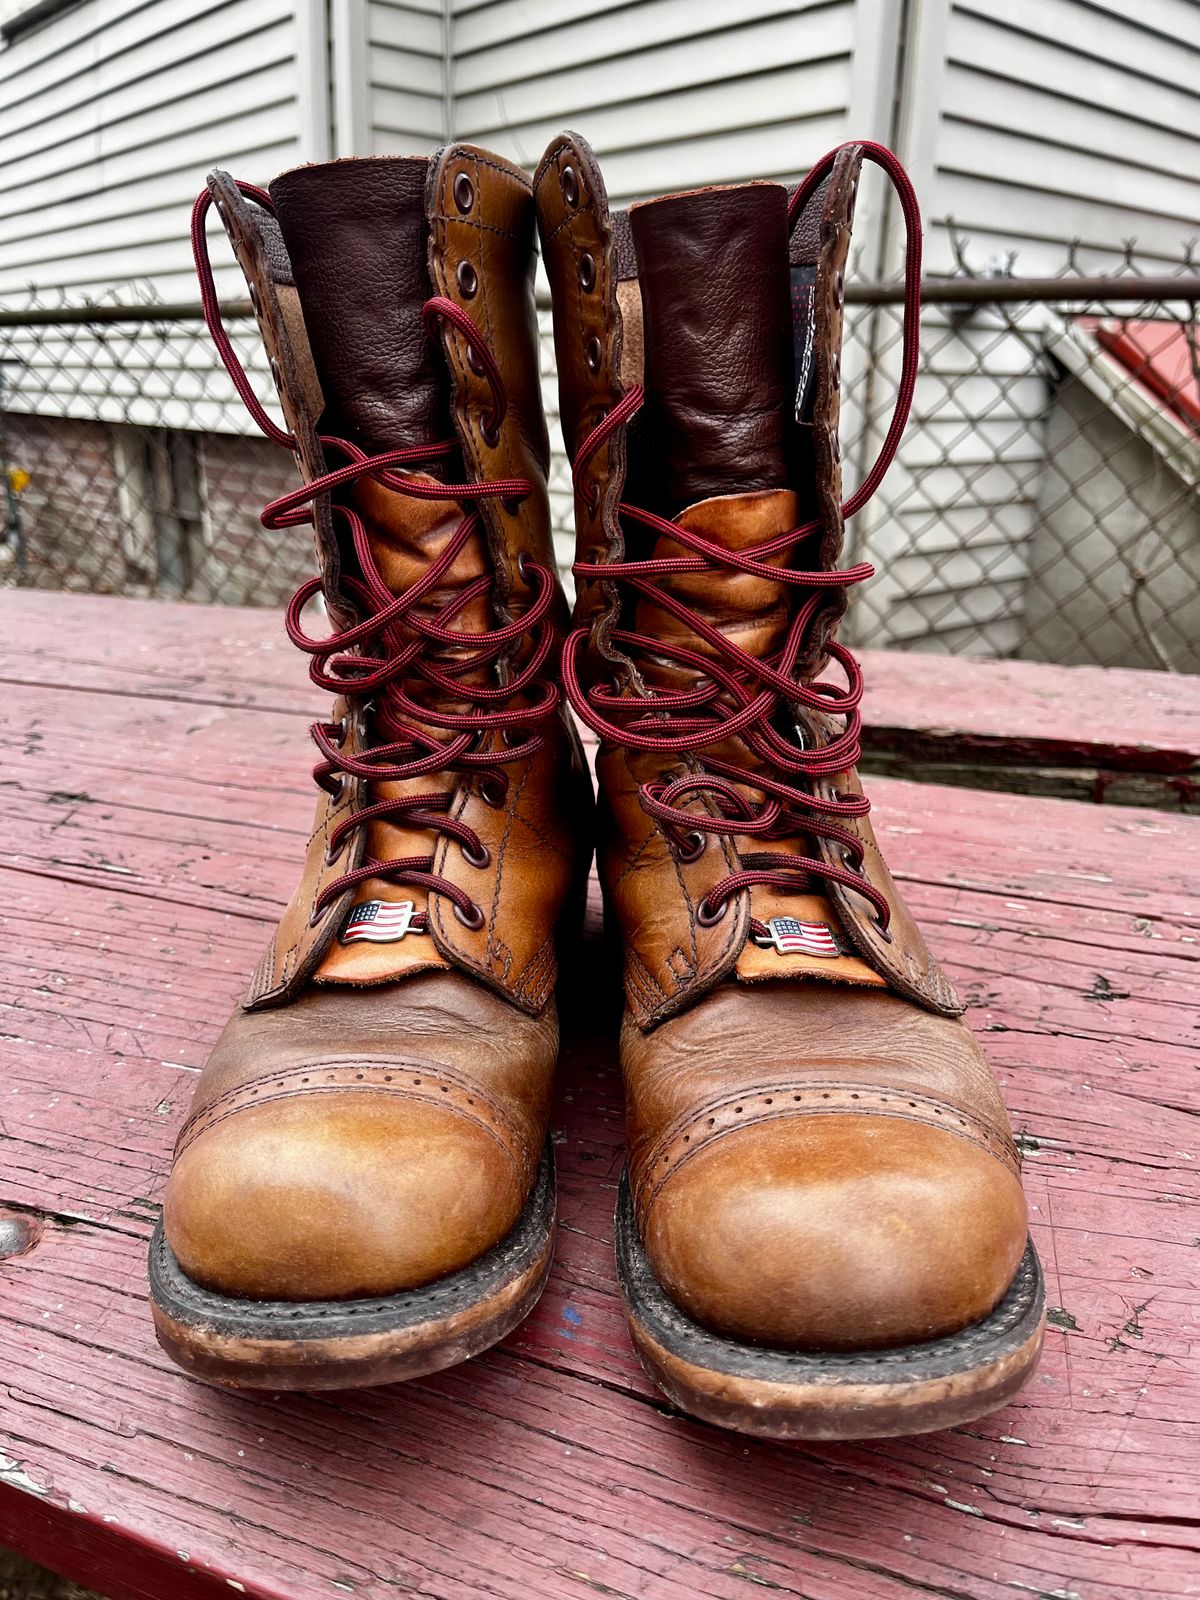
<box><xmin>340</xmin><ymin>899</ymin><xmax>420</xmax><ymax>944</ymax></box>
<box><xmin>754</xmin><ymin>917</ymin><xmax>841</xmax><ymax>958</ymax></box>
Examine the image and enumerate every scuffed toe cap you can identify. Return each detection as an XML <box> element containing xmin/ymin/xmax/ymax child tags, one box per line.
<box><xmin>641</xmin><ymin>1112</ymin><xmax>1028</xmax><ymax>1350</ymax></box>
<box><xmin>164</xmin><ymin>1086</ymin><xmax>527</xmax><ymax>1302</ymax></box>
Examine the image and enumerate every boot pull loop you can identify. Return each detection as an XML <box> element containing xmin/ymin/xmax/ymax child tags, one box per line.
<box><xmin>190</xmin><ymin>181</ymin><xmax>295</xmax><ymax>451</ymax></box>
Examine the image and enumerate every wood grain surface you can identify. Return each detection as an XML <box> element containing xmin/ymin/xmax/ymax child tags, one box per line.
<box><xmin>0</xmin><ymin>592</ymin><xmax>1196</xmax><ymax>1600</ymax></box>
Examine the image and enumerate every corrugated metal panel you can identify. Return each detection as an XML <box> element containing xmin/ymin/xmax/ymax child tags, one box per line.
<box><xmin>0</xmin><ymin>0</ymin><xmax>304</xmax><ymax>302</ymax></box>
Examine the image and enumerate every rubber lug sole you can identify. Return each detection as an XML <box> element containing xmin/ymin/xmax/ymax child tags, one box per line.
<box><xmin>149</xmin><ymin>1144</ymin><xmax>555</xmax><ymax>1390</ymax></box>
<box><xmin>615</xmin><ymin>1171</ymin><xmax>1046</xmax><ymax>1440</ymax></box>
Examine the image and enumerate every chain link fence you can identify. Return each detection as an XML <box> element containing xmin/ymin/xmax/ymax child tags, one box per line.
<box><xmin>2</xmin><ymin>243</ymin><xmax>1197</xmax><ymax>669</ymax></box>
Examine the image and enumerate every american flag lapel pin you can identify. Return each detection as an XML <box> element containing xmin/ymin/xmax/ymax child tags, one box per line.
<box><xmin>340</xmin><ymin>899</ymin><xmax>418</xmax><ymax>945</ymax></box>
<box><xmin>754</xmin><ymin>916</ymin><xmax>841</xmax><ymax>958</ymax></box>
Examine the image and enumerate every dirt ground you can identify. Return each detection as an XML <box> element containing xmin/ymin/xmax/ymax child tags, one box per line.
<box><xmin>0</xmin><ymin>1550</ymin><xmax>101</xmax><ymax>1600</ymax></box>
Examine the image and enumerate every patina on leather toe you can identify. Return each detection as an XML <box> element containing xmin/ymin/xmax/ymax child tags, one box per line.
<box><xmin>641</xmin><ymin>1114</ymin><xmax>1027</xmax><ymax>1350</ymax></box>
<box><xmin>165</xmin><ymin>1091</ymin><xmax>527</xmax><ymax>1301</ymax></box>
<box><xmin>623</xmin><ymin>984</ymin><xmax>1027</xmax><ymax>1350</ymax></box>
<box><xmin>164</xmin><ymin>973</ymin><xmax>553</xmax><ymax>1301</ymax></box>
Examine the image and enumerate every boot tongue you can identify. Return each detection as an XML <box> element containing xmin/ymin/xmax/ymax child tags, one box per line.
<box><xmin>270</xmin><ymin>157</ymin><xmax>447</xmax><ymax>452</ymax></box>
<box><xmin>629</xmin><ymin>182</ymin><xmax>792</xmax><ymax>514</ymax></box>
<box><xmin>628</xmin><ymin>182</ymin><xmax>799</xmax><ymax>680</ymax></box>
<box><xmin>629</xmin><ymin>187</ymin><xmax>878</xmax><ymax>994</ymax></box>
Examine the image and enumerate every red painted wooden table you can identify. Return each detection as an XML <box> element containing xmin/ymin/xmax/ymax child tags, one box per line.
<box><xmin>1</xmin><ymin>591</ymin><xmax>1197</xmax><ymax>1600</ymax></box>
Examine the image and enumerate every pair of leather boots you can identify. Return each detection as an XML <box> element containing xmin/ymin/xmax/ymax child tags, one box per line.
<box><xmin>150</xmin><ymin>133</ymin><xmax>1046</xmax><ymax>1441</ymax></box>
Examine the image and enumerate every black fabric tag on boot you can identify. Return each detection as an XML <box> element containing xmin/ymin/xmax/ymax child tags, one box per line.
<box><xmin>791</xmin><ymin>263</ymin><xmax>818</xmax><ymax>425</ymax></box>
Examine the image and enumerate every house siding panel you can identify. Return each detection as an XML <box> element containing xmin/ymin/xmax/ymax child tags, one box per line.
<box><xmin>0</xmin><ymin>0</ymin><xmax>305</xmax><ymax>302</ymax></box>
<box><xmin>450</xmin><ymin>0</ymin><xmax>856</xmax><ymax>202</ymax></box>
<box><xmin>368</xmin><ymin>0</ymin><xmax>447</xmax><ymax>153</ymax></box>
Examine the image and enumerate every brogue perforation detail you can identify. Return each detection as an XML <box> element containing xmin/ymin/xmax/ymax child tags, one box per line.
<box><xmin>632</xmin><ymin>1081</ymin><xmax>1020</xmax><ymax>1222</ymax></box>
<box><xmin>175</xmin><ymin>1059</ymin><xmax>531</xmax><ymax>1180</ymax></box>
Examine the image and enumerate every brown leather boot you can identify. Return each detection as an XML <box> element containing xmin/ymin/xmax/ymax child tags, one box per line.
<box><xmin>149</xmin><ymin>149</ymin><xmax>591</xmax><ymax>1388</ymax></box>
<box><xmin>534</xmin><ymin>133</ymin><xmax>1045</xmax><ymax>1439</ymax></box>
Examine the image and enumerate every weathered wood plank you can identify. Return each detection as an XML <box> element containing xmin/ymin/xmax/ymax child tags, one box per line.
<box><xmin>0</xmin><ymin>592</ymin><xmax>1198</xmax><ymax>1600</ymax></box>
<box><xmin>855</xmin><ymin>649</ymin><xmax>1200</xmax><ymax>812</ymax></box>
<box><xmin>2</xmin><ymin>593</ymin><xmax>1197</xmax><ymax>811</ymax></box>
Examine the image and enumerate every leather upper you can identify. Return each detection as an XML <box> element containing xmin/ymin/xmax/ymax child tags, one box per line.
<box><xmin>621</xmin><ymin>986</ymin><xmax>1026</xmax><ymax>1348</ymax></box>
<box><xmin>212</xmin><ymin>151</ymin><xmax>589</xmax><ymax>1015</ymax></box>
<box><xmin>165</xmin><ymin>148</ymin><xmax>589</xmax><ymax>1304</ymax></box>
<box><xmin>167</xmin><ymin>974</ymin><xmax>556</xmax><ymax>1299</ymax></box>
<box><xmin>536</xmin><ymin>131</ymin><xmax>1027</xmax><ymax>1353</ymax></box>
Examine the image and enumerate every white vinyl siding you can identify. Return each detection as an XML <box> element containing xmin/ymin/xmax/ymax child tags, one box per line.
<box><xmin>449</xmin><ymin>0</ymin><xmax>857</xmax><ymax>201</ymax></box>
<box><xmin>0</xmin><ymin>0</ymin><xmax>307</xmax><ymax>303</ymax></box>
<box><xmin>926</xmin><ymin>0</ymin><xmax>1200</xmax><ymax>274</ymax></box>
<box><xmin>369</xmin><ymin>0</ymin><xmax>447</xmax><ymax>154</ymax></box>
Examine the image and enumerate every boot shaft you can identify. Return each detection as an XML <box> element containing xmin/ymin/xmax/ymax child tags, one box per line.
<box><xmin>221</xmin><ymin>149</ymin><xmax>553</xmax><ymax>620</ymax></box>
<box><xmin>198</xmin><ymin>147</ymin><xmax>588</xmax><ymax>1015</ymax></box>
<box><xmin>534</xmin><ymin>133</ymin><xmax>958</xmax><ymax>1028</ymax></box>
<box><xmin>534</xmin><ymin>135</ymin><xmax>863</xmax><ymax>679</ymax></box>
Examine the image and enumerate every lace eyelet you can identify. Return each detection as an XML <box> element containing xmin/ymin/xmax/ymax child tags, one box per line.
<box><xmin>454</xmin><ymin>899</ymin><xmax>485</xmax><ymax>931</ymax></box>
<box><xmin>324</xmin><ymin>834</ymin><xmax>345</xmax><ymax>868</ymax></box>
<box><xmin>585</xmin><ymin>335</ymin><xmax>602</xmax><ymax>373</ymax></box>
<box><xmin>696</xmin><ymin>896</ymin><xmax>727</xmax><ymax>927</ymax></box>
<box><xmin>248</xmin><ymin>282</ymin><xmax>261</xmax><ymax>318</ymax></box>
<box><xmin>561</xmin><ymin>165</ymin><xmax>579</xmax><ymax>207</ymax></box>
<box><xmin>579</xmin><ymin>252</ymin><xmax>596</xmax><ymax>291</ymax></box>
<box><xmin>675</xmin><ymin>831</ymin><xmax>705</xmax><ymax>865</ymax></box>
<box><xmin>516</xmin><ymin>550</ymin><xmax>532</xmax><ymax>582</ymax></box>
<box><xmin>454</xmin><ymin>172</ymin><xmax>474</xmax><ymax>213</ymax></box>
<box><xmin>329</xmin><ymin>773</ymin><xmax>351</xmax><ymax>806</ymax></box>
<box><xmin>307</xmin><ymin>899</ymin><xmax>333</xmax><ymax>930</ymax></box>
<box><xmin>466</xmin><ymin>343</ymin><xmax>486</xmax><ymax>376</ymax></box>
<box><xmin>585</xmin><ymin>483</ymin><xmax>600</xmax><ymax>517</ymax></box>
<box><xmin>478</xmin><ymin>775</ymin><xmax>507</xmax><ymax>808</ymax></box>
<box><xmin>333</xmin><ymin>713</ymin><xmax>351</xmax><ymax>747</ymax></box>
<box><xmin>461</xmin><ymin>839</ymin><xmax>491</xmax><ymax>868</ymax></box>
<box><xmin>456</xmin><ymin>259</ymin><xmax>478</xmax><ymax>298</ymax></box>
<box><xmin>481</xmin><ymin>413</ymin><xmax>500</xmax><ymax>447</ymax></box>
<box><xmin>873</xmin><ymin>914</ymin><xmax>894</xmax><ymax>944</ymax></box>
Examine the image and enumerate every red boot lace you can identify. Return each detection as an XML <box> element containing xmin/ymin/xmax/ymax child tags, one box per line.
<box><xmin>192</xmin><ymin>181</ymin><xmax>560</xmax><ymax>932</ymax></box>
<box><xmin>562</xmin><ymin>142</ymin><xmax>922</xmax><ymax>937</ymax></box>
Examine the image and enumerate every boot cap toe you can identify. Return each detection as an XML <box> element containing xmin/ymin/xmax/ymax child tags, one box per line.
<box><xmin>164</xmin><ymin>1085</ymin><xmax>526</xmax><ymax>1301</ymax></box>
<box><xmin>642</xmin><ymin>1112</ymin><xmax>1028</xmax><ymax>1350</ymax></box>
